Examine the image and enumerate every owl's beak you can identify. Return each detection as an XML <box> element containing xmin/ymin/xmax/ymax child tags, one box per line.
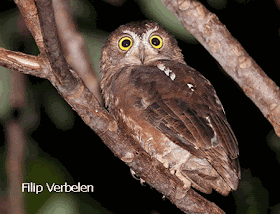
<box><xmin>139</xmin><ymin>46</ymin><xmax>145</xmax><ymax>64</ymax></box>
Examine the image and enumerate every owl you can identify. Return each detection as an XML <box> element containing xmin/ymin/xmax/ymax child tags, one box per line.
<box><xmin>100</xmin><ymin>21</ymin><xmax>240</xmax><ymax>196</ymax></box>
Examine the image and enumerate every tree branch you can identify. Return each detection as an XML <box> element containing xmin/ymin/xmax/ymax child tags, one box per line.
<box><xmin>0</xmin><ymin>48</ymin><xmax>45</xmax><ymax>78</ymax></box>
<box><xmin>5</xmin><ymin>121</ymin><xmax>25</xmax><ymax>214</ymax></box>
<box><xmin>52</xmin><ymin>0</ymin><xmax>102</xmax><ymax>104</ymax></box>
<box><xmin>34</xmin><ymin>0</ymin><xmax>78</xmax><ymax>89</ymax></box>
<box><xmin>5</xmin><ymin>70</ymin><xmax>26</xmax><ymax>214</ymax></box>
<box><xmin>14</xmin><ymin>0</ymin><xmax>45</xmax><ymax>52</ymax></box>
<box><xmin>4</xmin><ymin>0</ymin><xmax>267</xmax><ymax>213</ymax></box>
<box><xmin>162</xmin><ymin>0</ymin><xmax>280</xmax><ymax>137</ymax></box>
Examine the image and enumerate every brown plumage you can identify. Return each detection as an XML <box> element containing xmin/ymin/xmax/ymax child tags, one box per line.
<box><xmin>100</xmin><ymin>21</ymin><xmax>240</xmax><ymax>196</ymax></box>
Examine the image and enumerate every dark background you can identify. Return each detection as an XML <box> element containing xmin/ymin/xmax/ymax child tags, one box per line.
<box><xmin>0</xmin><ymin>0</ymin><xmax>280</xmax><ymax>213</ymax></box>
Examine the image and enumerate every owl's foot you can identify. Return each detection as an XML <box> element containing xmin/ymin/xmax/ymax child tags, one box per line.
<box><xmin>130</xmin><ymin>168</ymin><xmax>146</xmax><ymax>186</ymax></box>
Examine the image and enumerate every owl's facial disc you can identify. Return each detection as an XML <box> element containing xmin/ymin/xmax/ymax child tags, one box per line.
<box><xmin>118</xmin><ymin>28</ymin><xmax>169</xmax><ymax>65</ymax></box>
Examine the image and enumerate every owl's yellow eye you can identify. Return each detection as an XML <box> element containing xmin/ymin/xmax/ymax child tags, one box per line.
<box><xmin>119</xmin><ymin>37</ymin><xmax>133</xmax><ymax>51</ymax></box>
<box><xmin>149</xmin><ymin>35</ymin><xmax>163</xmax><ymax>49</ymax></box>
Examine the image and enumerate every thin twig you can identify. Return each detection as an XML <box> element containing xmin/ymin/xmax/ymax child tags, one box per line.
<box><xmin>162</xmin><ymin>0</ymin><xmax>280</xmax><ymax>137</ymax></box>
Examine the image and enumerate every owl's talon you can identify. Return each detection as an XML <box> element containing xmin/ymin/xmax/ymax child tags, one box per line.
<box><xmin>130</xmin><ymin>169</ymin><xmax>146</xmax><ymax>186</ymax></box>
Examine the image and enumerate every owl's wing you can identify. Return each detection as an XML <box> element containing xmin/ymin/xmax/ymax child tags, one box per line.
<box><xmin>130</xmin><ymin>61</ymin><xmax>240</xmax><ymax>193</ymax></box>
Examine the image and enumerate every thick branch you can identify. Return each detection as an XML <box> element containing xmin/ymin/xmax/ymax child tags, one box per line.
<box><xmin>34</xmin><ymin>0</ymin><xmax>78</xmax><ymax>90</ymax></box>
<box><xmin>162</xmin><ymin>0</ymin><xmax>280</xmax><ymax>136</ymax></box>
<box><xmin>52</xmin><ymin>0</ymin><xmax>102</xmax><ymax>104</ymax></box>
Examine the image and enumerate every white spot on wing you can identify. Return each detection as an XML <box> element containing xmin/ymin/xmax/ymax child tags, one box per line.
<box><xmin>164</xmin><ymin>68</ymin><xmax>170</xmax><ymax>76</ymax></box>
<box><xmin>157</xmin><ymin>63</ymin><xmax>176</xmax><ymax>81</ymax></box>
<box><xmin>206</xmin><ymin>116</ymin><xmax>218</xmax><ymax>146</ymax></box>
<box><xmin>210</xmin><ymin>132</ymin><xmax>218</xmax><ymax>146</ymax></box>
<box><xmin>141</xmin><ymin>98</ymin><xmax>150</xmax><ymax>109</ymax></box>
<box><xmin>157</xmin><ymin>63</ymin><xmax>165</xmax><ymax>71</ymax></box>
<box><xmin>170</xmin><ymin>72</ymin><xmax>176</xmax><ymax>81</ymax></box>
<box><xmin>147</xmin><ymin>137</ymin><xmax>153</xmax><ymax>142</ymax></box>
<box><xmin>187</xmin><ymin>83</ymin><xmax>194</xmax><ymax>91</ymax></box>
<box><xmin>115</xmin><ymin>98</ymin><xmax>119</xmax><ymax>105</ymax></box>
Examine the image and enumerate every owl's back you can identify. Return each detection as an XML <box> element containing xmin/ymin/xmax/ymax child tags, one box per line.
<box><xmin>101</xmin><ymin>59</ymin><xmax>240</xmax><ymax>196</ymax></box>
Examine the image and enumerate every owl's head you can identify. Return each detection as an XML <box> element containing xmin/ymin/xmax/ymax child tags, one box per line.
<box><xmin>100</xmin><ymin>21</ymin><xmax>185</xmax><ymax>72</ymax></box>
